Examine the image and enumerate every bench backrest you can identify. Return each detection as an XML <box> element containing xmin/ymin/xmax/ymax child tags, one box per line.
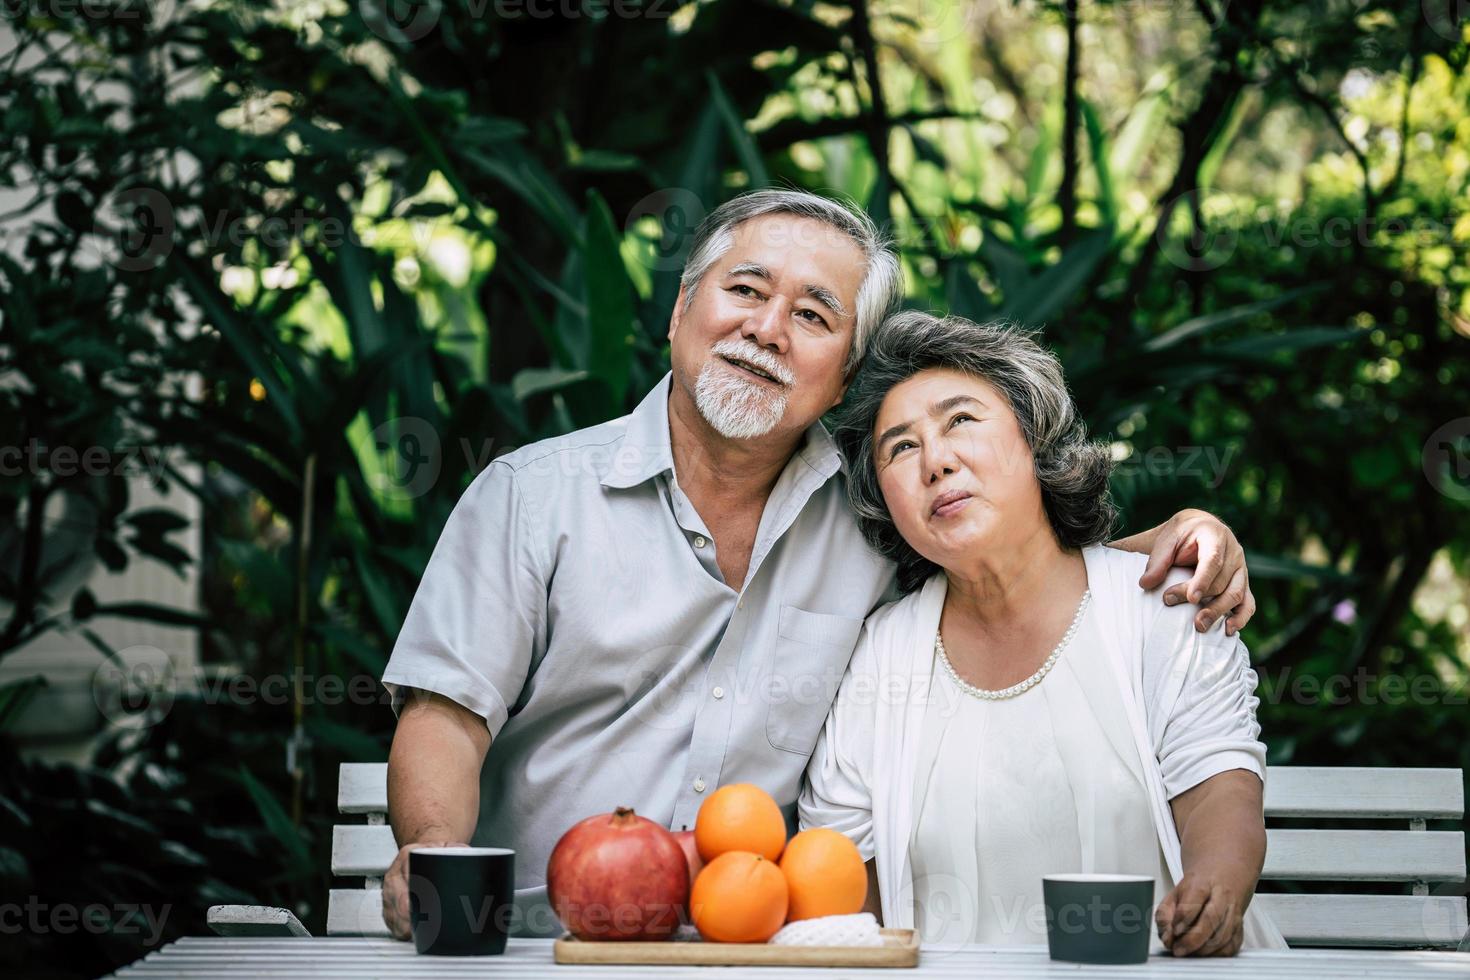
<box><xmin>327</xmin><ymin>764</ymin><xmax>1468</xmax><ymax>947</ymax></box>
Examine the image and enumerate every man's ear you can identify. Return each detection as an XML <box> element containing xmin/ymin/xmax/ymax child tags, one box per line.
<box><xmin>669</xmin><ymin>284</ymin><xmax>687</xmax><ymax>342</ymax></box>
<box><xmin>831</xmin><ymin>347</ymin><xmax>860</xmax><ymax>407</ymax></box>
<box><xmin>829</xmin><ymin>376</ymin><xmax>851</xmax><ymax>411</ymax></box>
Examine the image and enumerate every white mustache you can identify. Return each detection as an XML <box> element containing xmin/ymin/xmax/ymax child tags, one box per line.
<box><xmin>710</xmin><ymin>338</ymin><xmax>794</xmax><ymax>386</ymax></box>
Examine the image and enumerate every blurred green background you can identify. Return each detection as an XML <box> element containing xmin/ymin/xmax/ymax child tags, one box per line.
<box><xmin>1</xmin><ymin>0</ymin><xmax>1467</xmax><ymax>975</ymax></box>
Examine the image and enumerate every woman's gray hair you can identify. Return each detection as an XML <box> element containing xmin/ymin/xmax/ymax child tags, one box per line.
<box><xmin>836</xmin><ymin>311</ymin><xmax>1118</xmax><ymax>593</ymax></box>
<box><xmin>679</xmin><ymin>189</ymin><xmax>902</xmax><ymax>375</ymax></box>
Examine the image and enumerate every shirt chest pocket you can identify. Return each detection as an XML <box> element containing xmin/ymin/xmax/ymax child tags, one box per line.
<box><xmin>765</xmin><ymin>604</ymin><xmax>865</xmax><ymax>756</ymax></box>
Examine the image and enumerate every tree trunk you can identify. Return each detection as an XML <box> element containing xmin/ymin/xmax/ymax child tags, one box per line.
<box><xmin>1059</xmin><ymin>0</ymin><xmax>1081</xmax><ymax>247</ymax></box>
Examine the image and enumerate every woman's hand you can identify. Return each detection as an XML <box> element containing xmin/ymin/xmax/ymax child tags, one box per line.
<box><xmin>1162</xmin><ymin>770</ymin><xmax>1267</xmax><ymax>957</ymax></box>
<box><xmin>1155</xmin><ymin>867</ymin><xmax>1248</xmax><ymax>956</ymax></box>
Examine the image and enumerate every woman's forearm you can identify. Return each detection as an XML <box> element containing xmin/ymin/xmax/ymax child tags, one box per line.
<box><xmin>1170</xmin><ymin>769</ymin><xmax>1266</xmax><ymax>903</ymax></box>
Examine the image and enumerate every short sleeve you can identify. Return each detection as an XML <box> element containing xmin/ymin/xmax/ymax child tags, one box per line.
<box><xmin>797</xmin><ymin>623</ymin><xmax>880</xmax><ymax>861</ymax></box>
<box><xmin>381</xmin><ymin>460</ymin><xmax>546</xmax><ymax>739</ymax></box>
<box><xmin>1143</xmin><ymin>588</ymin><xmax>1268</xmax><ymax>800</ymax></box>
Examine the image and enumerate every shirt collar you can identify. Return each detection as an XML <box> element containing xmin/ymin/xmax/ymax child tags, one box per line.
<box><xmin>600</xmin><ymin>374</ymin><xmax>677</xmax><ymax>489</ymax></box>
<box><xmin>600</xmin><ymin>372</ymin><xmax>844</xmax><ymax>490</ymax></box>
<box><xmin>798</xmin><ymin>412</ymin><xmax>844</xmax><ymax>483</ymax></box>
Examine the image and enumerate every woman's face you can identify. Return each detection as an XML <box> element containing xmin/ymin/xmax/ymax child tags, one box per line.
<box><xmin>872</xmin><ymin>367</ymin><xmax>1047</xmax><ymax>570</ymax></box>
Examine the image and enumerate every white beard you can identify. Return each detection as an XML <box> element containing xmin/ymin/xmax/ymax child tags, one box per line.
<box><xmin>694</xmin><ymin>358</ymin><xmax>789</xmax><ymax>440</ymax></box>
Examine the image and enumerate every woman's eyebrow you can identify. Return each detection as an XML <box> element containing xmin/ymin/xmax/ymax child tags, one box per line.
<box><xmin>877</xmin><ymin>419</ymin><xmax>912</xmax><ymax>450</ymax></box>
<box><xmin>876</xmin><ymin>395</ymin><xmax>986</xmax><ymax>450</ymax></box>
<box><xmin>933</xmin><ymin>394</ymin><xmax>983</xmax><ymax>414</ymax></box>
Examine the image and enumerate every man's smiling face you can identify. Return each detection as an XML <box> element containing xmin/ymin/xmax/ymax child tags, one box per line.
<box><xmin>669</xmin><ymin>213</ymin><xmax>867</xmax><ymax>441</ymax></box>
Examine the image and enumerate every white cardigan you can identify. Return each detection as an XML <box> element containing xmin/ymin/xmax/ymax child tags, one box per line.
<box><xmin>798</xmin><ymin>544</ymin><xmax>1285</xmax><ymax>947</ymax></box>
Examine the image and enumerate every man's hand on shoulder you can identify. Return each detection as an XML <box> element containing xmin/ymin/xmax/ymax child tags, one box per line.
<box><xmin>1127</xmin><ymin>509</ymin><xmax>1254</xmax><ymax>635</ymax></box>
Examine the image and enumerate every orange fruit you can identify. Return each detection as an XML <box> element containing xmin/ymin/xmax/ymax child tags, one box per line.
<box><xmin>689</xmin><ymin>851</ymin><xmax>789</xmax><ymax>943</ymax></box>
<box><xmin>779</xmin><ymin>828</ymin><xmax>868</xmax><ymax>921</ymax></box>
<box><xmin>694</xmin><ymin>783</ymin><xmax>786</xmax><ymax>862</ymax></box>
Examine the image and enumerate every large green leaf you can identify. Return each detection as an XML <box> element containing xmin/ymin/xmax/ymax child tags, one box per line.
<box><xmin>383</xmin><ymin>67</ymin><xmax>494</xmax><ymax>237</ymax></box>
<box><xmin>353</xmin><ymin>543</ymin><xmax>404</xmax><ymax>639</ymax></box>
<box><xmin>316</xmin><ymin>334</ymin><xmax>435</xmax><ymax>445</ymax></box>
<box><xmin>1144</xmin><ymin>288</ymin><xmax>1325</xmax><ymax>352</ymax></box>
<box><xmin>1109</xmin><ymin>80</ymin><xmax>1172</xmax><ymax>189</ymax></box>
<box><xmin>708</xmin><ymin>71</ymin><xmax>770</xmax><ymax>187</ymax></box>
<box><xmin>1079</xmin><ymin>97</ymin><xmax>1117</xmax><ymax>231</ymax></box>
<box><xmin>174</xmin><ymin>259</ymin><xmax>303</xmax><ymax>443</ymax></box>
<box><xmin>649</xmin><ymin>98</ymin><xmax>727</xmax><ymax>318</ymax></box>
<box><xmin>1214</xmin><ymin>326</ymin><xmax>1363</xmax><ymax>360</ymax></box>
<box><xmin>977</xmin><ymin>232</ymin><xmax>1030</xmax><ymax>301</ymax></box>
<box><xmin>511</xmin><ymin>367</ymin><xmax>591</xmax><ymax>402</ymax></box>
<box><xmin>234</xmin><ymin>765</ymin><xmax>309</xmax><ymax>867</ymax></box>
<box><xmin>456</xmin><ymin>117</ymin><xmax>529</xmax><ymax>147</ymax></box>
<box><xmin>0</xmin><ymin>676</ymin><xmax>46</xmax><ymax>733</ymax></box>
<box><xmin>999</xmin><ymin>229</ymin><xmax>1112</xmax><ymax>325</ymax></box>
<box><xmin>313</xmin><ymin>204</ymin><xmax>389</xmax><ymax>358</ymax></box>
<box><xmin>1246</xmin><ymin>553</ymin><xmax>1359</xmax><ymax>584</ymax></box>
<box><xmin>91</xmin><ymin>601</ymin><xmax>213</xmax><ymax>629</ymax></box>
<box><xmin>1024</xmin><ymin>103</ymin><xmax>1058</xmax><ymax>204</ymax></box>
<box><xmin>1197</xmin><ymin>89</ymin><xmax>1252</xmax><ymax>192</ymax></box>
<box><xmin>582</xmin><ymin>190</ymin><xmax>638</xmax><ymax>404</ymax></box>
<box><xmin>312</xmin><ymin>620</ymin><xmax>388</xmax><ymax>675</ymax></box>
<box><xmin>944</xmin><ymin>259</ymin><xmax>993</xmax><ymax>322</ymax></box>
<box><xmin>459</xmin><ymin>143</ymin><xmax>580</xmax><ymax>247</ymax></box>
<box><xmin>305</xmin><ymin>717</ymin><xmax>384</xmax><ymax>761</ymax></box>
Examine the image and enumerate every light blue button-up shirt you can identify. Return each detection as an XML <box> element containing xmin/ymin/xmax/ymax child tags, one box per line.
<box><xmin>382</xmin><ymin>373</ymin><xmax>897</xmax><ymax>935</ymax></box>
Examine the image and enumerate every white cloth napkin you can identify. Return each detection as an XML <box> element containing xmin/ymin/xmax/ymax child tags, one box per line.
<box><xmin>769</xmin><ymin>913</ymin><xmax>884</xmax><ymax>947</ymax></box>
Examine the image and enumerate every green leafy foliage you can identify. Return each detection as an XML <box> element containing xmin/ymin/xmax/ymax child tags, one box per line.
<box><xmin>0</xmin><ymin>1</ymin><xmax>1466</xmax><ymax>974</ymax></box>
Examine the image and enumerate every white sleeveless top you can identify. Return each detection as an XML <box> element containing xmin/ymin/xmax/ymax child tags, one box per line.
<box><xmin>908</xmin><ymin>603</ymin><xmax>1174</xmax><ymax>948</ymax></box>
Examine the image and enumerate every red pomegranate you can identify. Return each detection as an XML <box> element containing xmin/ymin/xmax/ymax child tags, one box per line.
<box><xmin>673</xmin><ymin>828</ymin><xmax>702</xmax><ymax>887</ymax></box>
<box><xmin>546</xmin><ymin>807</ymin><xmax>690</xmax><ymax>941</ymax></box>
<box><xmin>671</xmin><ymin>826</ymin><xmax>704</xmax><ymax>914</ymax></box>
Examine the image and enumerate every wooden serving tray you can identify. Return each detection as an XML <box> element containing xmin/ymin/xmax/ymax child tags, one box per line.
<box><xmin>553</xmin><ymin>929</ymin><xmax>919</xmax><ymax>968</ymax></box>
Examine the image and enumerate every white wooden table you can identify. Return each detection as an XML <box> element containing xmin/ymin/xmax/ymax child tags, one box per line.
<box><xmin>109</xmin><ymin>937</ymin><xmax>1470</xmax><ymax>977</ymax></box>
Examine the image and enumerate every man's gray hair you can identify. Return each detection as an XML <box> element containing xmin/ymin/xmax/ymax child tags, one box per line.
<box><xmin>679</xmin><ymin>188</ymin><xmax>902</xmax><ymax>375</ymax></box>
<box><xmin>836</xmin><ymin>311</ymin><xmax>1117</xmax><ymax>593</ymax></box>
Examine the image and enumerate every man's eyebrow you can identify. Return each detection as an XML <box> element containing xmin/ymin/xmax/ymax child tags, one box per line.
<box><xmin>725</xmin><ymin>261</ymin><xmax>772</xmax><ymax>281</ymax></box>
<box><xmin>876</xmin><ymin>395</ymin><xmax>985</xmax><ymax>451</ymax></box>
<box><xmin>804</xmin><ymin>284</ymin><xmax>850</xmax><ymax>319</ymax></box>
<box><xmin>724</xmin><ymin>264</ymin><xmax>849</xmax><ymax>319</ymax></box>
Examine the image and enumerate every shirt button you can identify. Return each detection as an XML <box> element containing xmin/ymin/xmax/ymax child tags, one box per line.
<box><xmin>694</xmin><ymin>535</ymin><xmax>707</xmax><ymax>549</ymax></box>
<box><xmin>712</xmin><ymin>686</ymin><xmax>725</xmax><ymax>700</ymax></box>
<box><xmin>693</xmin><ymin>778</ymin><xmax>707</xmax><ymax>792</ymax></box>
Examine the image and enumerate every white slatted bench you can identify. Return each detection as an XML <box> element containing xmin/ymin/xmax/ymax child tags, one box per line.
<box><xmin>207</xmin><ymin>763</ymin><xmax>1469</xmax><ymax>948</ymax></box>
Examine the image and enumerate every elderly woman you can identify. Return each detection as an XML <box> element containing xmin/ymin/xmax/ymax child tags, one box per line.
<box><xmin>799</xmin><ymin>312</ymin><xmax>1284</xmax><ymax>955</ymax></box>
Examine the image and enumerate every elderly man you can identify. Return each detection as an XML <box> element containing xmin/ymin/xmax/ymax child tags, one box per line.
<box><xmin>379</xmin><ymin>188</ymin><xmax>1255</xmax><ymax>938</ymax></box>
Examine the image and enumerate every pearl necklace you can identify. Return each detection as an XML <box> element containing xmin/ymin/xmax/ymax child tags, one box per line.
<box><xmin>935</xmin><ymin>590</ymin><xmax>1091</xmax><ymax>700</ymax></box>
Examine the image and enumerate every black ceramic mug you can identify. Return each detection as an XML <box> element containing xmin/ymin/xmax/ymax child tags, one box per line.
<box><xmin>1042</xmin><ymin>873</ymin><xmax>1154</xmax><ymax>964</ymax></box>
<box><xmin>409</xmin><ymin>846</ymin><xmax>516</xmax><ymax>956</ymax></box>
